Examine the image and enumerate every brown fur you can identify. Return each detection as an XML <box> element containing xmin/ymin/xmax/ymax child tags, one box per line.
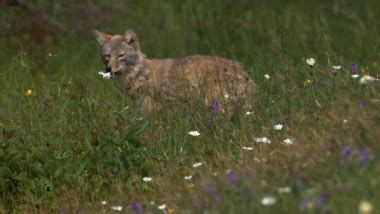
<box><xmin>95</xmin><ymin>29</ymin><xmax>256</xmax><ymax>113</ymax></box>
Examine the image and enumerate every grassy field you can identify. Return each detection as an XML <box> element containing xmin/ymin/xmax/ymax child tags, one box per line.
<box><xmin>1</xmin><ymin>0</ymin><xmax>380</xmax><ymax>213</ymax></box>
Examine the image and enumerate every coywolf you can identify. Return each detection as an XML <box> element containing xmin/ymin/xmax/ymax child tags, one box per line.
<box><xmin>95</xmin><ymin>29</ymin><xmax>256</xmax><ymax>113</ymax></box>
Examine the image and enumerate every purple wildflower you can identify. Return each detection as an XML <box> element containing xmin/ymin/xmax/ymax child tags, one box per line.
<box><xmin>315</xmin><ymin>192</ymin><xmax>330</xmax><ymax>208</ymax></box>
<box><xmin>211</xmin><ymin>97</ymin><xmax>221</xmax><ymax>113</ymax></box>
<box><xmin>358</xmin><ymin>148</ymin><xmax>370</xmax><ymax>168</ymax></box>
<box><xmin>296</xmin><ymin>181</ymin><xmax>305</xmax><ymax>190</ymax></box>
<box><xmin>360</xmin><ymin>100</ymin><xmax>365</xmax><ymax>108</ymax></box>
<box><xmin>207</xmin><ymin>97</ymin><xmax>221</xmax><ymax>123</ymax></box>
<box><xmin>60</xmin><ymin>208</ymin><xmax>65</xmax><ymax>214</ymax></box>
<box><xmin>331</xmin><ymin>68</ymin><xmax>338</xmax><ymax>77</ymax></box>
<box><xmin>341</xmin><ymin>146</ymin><xmax>353</xmax><ymax>159</ymax></box>
<box><xmin>131</xmin><ymin>202</ymin><xmax>143</xmax><ymax>213</ymax></box>
<box><xmin>227</xmin><ymin>170</ymin><xmax>239</xmax><ymax>188</ymax></box>
<box><xmin>341</xmin><ymin>146</ymin><xmax>353</xmax><ymax>165</ymax></box>
<box><xmin>352</xmin><ymin>61</ymin><xmax>359</xmax><ymax>73</ymax></box>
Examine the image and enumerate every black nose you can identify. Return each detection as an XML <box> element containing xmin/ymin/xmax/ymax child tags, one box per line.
<box><xmin>105</xmin><ymin>66</ymin><xmax>112</xmax><ymax>73</ymax></box>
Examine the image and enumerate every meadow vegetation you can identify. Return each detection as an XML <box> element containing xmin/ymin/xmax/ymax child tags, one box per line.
<box><xmin>0</xmin><ymin>0</ymin><xmax>379</xmax><ymax>213</ymax></box>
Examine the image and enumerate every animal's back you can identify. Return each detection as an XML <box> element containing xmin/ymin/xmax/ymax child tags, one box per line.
<box><xmin>147</xmin><ymin>55</ymin><xmax>256</xmax><ymax>107</ymax></box>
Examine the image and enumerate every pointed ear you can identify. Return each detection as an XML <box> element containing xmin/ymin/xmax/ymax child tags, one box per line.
<box><xmin>95</xmin><ymin>30</ymin><xmax>112</xmax><ymax>45</ymax></box>
<box><xmin>124</xmin><ymin>29</ymin><xmax>140</xmax><ymax>50</ymax></box>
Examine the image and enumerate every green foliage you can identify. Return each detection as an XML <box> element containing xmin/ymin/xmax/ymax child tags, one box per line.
<box><xmin>0</xmin><ymin>0</ymin><xmax>379</xmax><ymax>213</ymax></box>
<box><xmin>1</xmin><ymin>101</ymin><xmax>150</xmax><ymax>205</ymax></box>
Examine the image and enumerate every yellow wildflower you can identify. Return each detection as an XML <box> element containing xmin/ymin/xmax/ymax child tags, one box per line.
<box><xmin>304</xmin><ymin>79</ymin><xmax>313</xmax><ymax>85</ymax></box>
<box><xmin>48</xmin><ymin>53</ymin><xmax>57</xmax><ymax>58</ymax></box>
<box><xmin>359</xmin><ymin>200</ymin><xmax>373</xmax><ymax>214</ymax></box>
<box><xmin>26</xmin><ymin>89</ymin><xmax>33</xmax><ymax>96</ymax></box>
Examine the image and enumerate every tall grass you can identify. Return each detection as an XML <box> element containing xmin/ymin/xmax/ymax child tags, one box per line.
<box><xmin>1</xmin><ymin>0</ymin><xmax>379</xmax><ymax>212</ymax></box>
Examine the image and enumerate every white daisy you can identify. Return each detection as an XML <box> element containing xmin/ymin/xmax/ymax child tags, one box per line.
<box><xmin>359</xmin><ymin>75</ymin><xmax>376</xmax><ymax>84</ymax></box>
<box><xmin>98</xmin><ymin>71</ymin><xmax>111</xmax><ymax>79</ymax></box>
<box><xmin>192</xmin><ymin>162</ymin><xmax>202</xmax><ymax>168</ymax></box>
<box><xmin>332</xmin><ymin>65</ymin><xmax>342</xmax><ymax>70</ymax></box>
<box><xmin>157</xmin><ymin>204</ymin><xmax>167</xmax><ymax>210</ymax></box>
<box><xmin>188</xmin><ymin>131</ymin><xmax>201</xmax><ymax>137</ymax></box>
<box><xmin>101</xmin><ymin>200</ymin><xmax>107</xmax><ymax>205</ymax></box>
<box><xmin>245</xmin><ymin>111</ymin><xmax>253</xmax><ymax>115</ymax></box>
<box><xmin>283</xmin><ymin>138</ymin><xmax>294</xmax><ymax>145</ymax></box>
<box><xmin>142</xmin><ymin>177</ymin><xmax>153</xmax><ymax>182</ymax></box>
<box><xmin>264</xmin><ymin>74</ymin><xmax>271</xmax><ymax>79</ymax></box>
<box><xmin>351</xmin><ymin>74</ymin><xmax>360</xmax><ymax>78</ymax></box>
<box><xmin>242</xmin><ymin>146</ymin><xmax>253</xmax><ymax>151</ymax></box>
<box><xmin>261</xmin><ymin>196</ymin><xmax>277</xmax><ymax>206</ymax></box>
<box><xmin>255</xmin><ymin>137</ymin><xmax>271</xmax><ymax>144</ymax></box>
<box><xmin>306</xmin><ymin>58</ymin><xmax>316</xmax><ymax>66</ymax></box>
<box><xmin>273</xmin><ymin>124</ymin><xmax>283</xmax><ymax>130</ymax></box>
<box><xmin>278</xmin><ymin>186</ymin><xmax>291</xmax><ymax>194</ymax></box>
<box><xmin>184</xmin><ymin>175</ymin><xmax>193</xmax><ymax>180</ymax></box>
<box><xmin>111</xmin><ymin>206</ymin><xmax>123</xmax><ymax>211</ymax></box>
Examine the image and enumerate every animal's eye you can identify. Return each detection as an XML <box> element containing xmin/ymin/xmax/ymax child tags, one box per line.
<box><xmin>118</xmin><ymin>53</ymin><xmax>126</xmax><ymax>58</ymax></box>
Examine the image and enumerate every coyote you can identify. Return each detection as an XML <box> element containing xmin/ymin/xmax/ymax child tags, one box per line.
<box><xmin>95</xmin><ymin>29</ymin><xmax>256</xmax><ymax>113</ymax></box>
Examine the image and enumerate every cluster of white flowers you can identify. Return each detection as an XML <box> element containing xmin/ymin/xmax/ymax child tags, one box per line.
<box><xmin>283</xmin><ymin>138</ymin><xmax>294</xmax><ymax>145</ymax></box>
<box><xmin>261</xmin><ymin>196</ymin><xmax>277</xmax><ymax>206</ymax></box>
<box><xmin>332</xmin><ymin>65</ymin><xmax>342</xmax><ymax>70</ymax></box>
<box><xmin>255</xmin><ymin>137</ymin><xmax>271</xmax><ymax>144</ymax></box>
<box><xmin>111</xmin><ymin>206</ymin><xmax>123</xmax><ymax>211</ymax></box>
<box><xmin>273</xmin><ymin>123</ymin><xmax>283</xmax><ymax>130</ymax></box>
<box><xmin>359</xmin><ymin>75</ymin><xmax>376</xmax><ymax>84</ymax></box>
<box><xmin>278</xmin><ymin>186</ymin><xmax>291</xmax><ymax>194</ymax></box>
<box><xmin>188</xmin><ymin>130</ymin><xmax>201</xmax><ymax>137</ymax></box>
<box><xmin>142</xmin><ymin>177</ymin><xmax>153</xmax><ymax>182</ymax></box>
<box><xmin>98</xmin><ymin>71</ymin><xmax>111</xmax><ymax>79</ymax></box>
<box><xmin>192</xmin><ymin>162</ymin><xmax>202</xmax><ymax>168</ymax></box>
<box><xmin>157</xmin><ymin>204</ymin><xmax>167</xmax><ymax>210</ymax></box>
<box><xmin>242</xmin><ymin>146</ymin><xmax>253</xmax><ymax>151</ymax></box>
<box><xmin>306</xmin><ymin>57</ymin><xmax>316</xmax><ymax>66</ymax></box>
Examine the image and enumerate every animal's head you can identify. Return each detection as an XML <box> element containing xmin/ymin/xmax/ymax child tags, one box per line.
<box><xmin>95</xmin><ymin>29</ymin><xmax>143</xmax><ymax>76</ymax></box>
